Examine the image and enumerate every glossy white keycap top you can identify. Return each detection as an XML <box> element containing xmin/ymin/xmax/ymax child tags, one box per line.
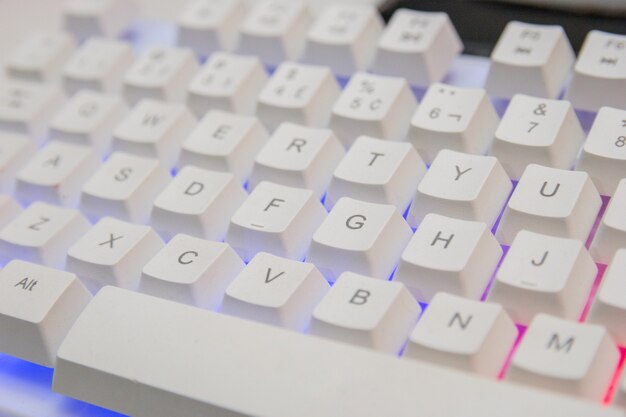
<box><xmin>0</xmin><ymin>132</ymin><xmax>35</xmax><ymax>193</ymax></box>
<box><xmin>588</xmin><ymin>249</ymin><xmax>626</xmax><ymax>346</ymax></box>
<box><xmin>49</xmin><ymin>90</ymin><xmax>128</xmax><ymax>157</ymax></box>
<box><xmin>407</xmin><ymin>150</ymin><xmax>512</xmax><ymax>229</ymax></box>
<box><xmin>325</xmin><ymin>135</ymin><xmax>426</xmax><ymax>212</ymax></box>
<box><xmin>491</xmin><ymin>94</ymin><xmax>585</xmax><ymax>180</ymax></box>
<box><xmin>151</xmin><ymin>166</ymin><xmax>246</xmax><ymax>240</ymax></box>
<box><xmin>140</xmin><ymin>234</ymin><xmax>244</xmax><ymax>309</ymax></box>
<box><xmin>0</xmin><ymin>80</ymin><xmax>65</xmax><ymax>141</ymax></box>
<box><xmin>177</xmin><ymin>0</ymin><xmax>246</xmax><ymax>55</ymax></box>
<box><xmin>496</xmin><ymin>164</ymin><xmax>601</xmax><ymax>245</ymax></box>
<box><xmin>508</xmin><ymin>314</ymin><xmax>619</xmax><ymax>402</ymax></box>
<box><xmin>565</xmin><ymin>31</ymin><xmax>626</xmax><ymax>113</ymax></box>
<box><xmin>112</xmin><ymin>99</ymin><xmax>196</xmax><ymax>168</ymax></box>
<box><xmin>6</xmin><ymin>32</ymin><xmax>76</xmax><ymax>82</ymax></box>
<box><xmin>222</xmin><ymin>251</ymin><xmax>328</xmax><ymax>330</ymax></box>
<box><xmin>372</xmin><ymin>9</ymin><xmax>462</xmax><ymax>86</ymax></box>
<box><xmin>405</xmin><ymin>293</ymin><xmax>517</xmax><ymax>377</ymax></box>
<box><xmin>249</xmin><ymin>122</ymin><xmax>344</xmax><ymax>198</ymax></box>
<box><xmin>80</xmin><ymin>152</ymin><xmax>170</xmax><ymax>223</ymax></box>
<box><xmin>576</xmin><ymin>106</ymin><xmax>626</xmax><ymax>196</ymax></box>
<box><xmin>488</xmin><ymin>231</ymin><xmax>597</xmax><ymax>324</ymax></box>
<box><xmin>63</xmin><ymin>0</ymin><xmax>136</xmax><ymax>39</ymax></box>
<box><xmin>226</xmin><ymin>181</ymin><xmax>326</xmax><ymax>262</ymax></box>
<box><xmin>256</xmin><ymin>61</ymin><xmax>340</xmax><ymax>130</ymax></box>
<box><xmin>66</xmin><ymin>216</ymin><xmax>164</xmax><ymax>292</ymax></box>
<box><xmin>15</xmin><ymin>141</ymin><xmax>99</xmax><ymax>208</ymax></box>
<box><xmin>590</xmin><ymin>179</ymin><xmax>626</xmax><ymax>264</ymax></box>
<box><xmin>408</xmin><ymin>83</ymin><xmax>499</xmax><ymax>164</ymax></box>
<box><xmin>237</xmin><ymin>0</ymin><xmax>311</xmax><ymax>66</ymax></box>
<box><xmin>0</xmin><ymin>260</ymin><xmax>91</xmax><ymax>367</ymax></box>
<box><xmin>123</xmin><ymin>47</ymin><xmax>199</xmax><ymax>105</ymax></box>
<box><xmin>187</xmin><ymin>52</ymin><xmax>268</xmax><ymax>117</ymax></box>
<box><xmin>485</xmin><ymin>21</ymin><xmax>574</xmax><ymax>99</ymax></box>
<box><xmin>308</xmin><ymin>197</ymin><xmax>412</xmax><ymax>282</ymax></box>
<box><xmin>395</xmin><ymin>213</ymin><xmax>502</xmax><ymax>302</ymax></box>
<box><xmin>302</xmin><ymin>4</ymin><xmax>383</xmax><ymax>76</ymax></box>
<box><xmin>310</xmin><ymin>271</ymin><xmax>420</xmax><ymax>354</ymax></box>
<box><xmin>52</xmin><ymin>286</ymin><xmax>623</xmax><ymax>417</ymax></box>
<box><xmin>178</xmin><ymin>110</ymin><xmax>269</xmax><ymax>183</ymax></box>
<box><xmin>62</xmin><ymin>38</ymin><xmax>134</xmax><ymax>95</ymax></box>
<box><xmin>330</xmin><ymin>72</ymin><xmax>417</xmax><ymax>147</ymax></box>
<box><xmin>0</xmin><ymin>202</ymin><xmax>90</xmax><ymax>268</ymax></box>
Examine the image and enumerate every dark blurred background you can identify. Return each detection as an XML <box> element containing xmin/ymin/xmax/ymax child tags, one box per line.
<box><xmin>380</xmin><ymin>0</ymin><xmax>626</xmax><ymax>56</ymax></box>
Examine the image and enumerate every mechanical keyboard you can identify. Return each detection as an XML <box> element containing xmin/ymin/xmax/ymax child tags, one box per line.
<box><xmin>0</xmin><ymin>0</ymin><xmax>626</xmax><ymax>416</ymax></box>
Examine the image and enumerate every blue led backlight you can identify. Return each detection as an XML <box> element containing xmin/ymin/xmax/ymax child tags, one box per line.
<box><xmin>0</xmin><ymin>353</ymin><xmax>127</xmax><ymax>417</ymax></box>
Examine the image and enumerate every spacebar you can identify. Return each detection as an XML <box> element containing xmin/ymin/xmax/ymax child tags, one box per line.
<box><xmin>53</xmin><ymin>287</ymin><xmax>623</xmax><ymax>417</ymax></box>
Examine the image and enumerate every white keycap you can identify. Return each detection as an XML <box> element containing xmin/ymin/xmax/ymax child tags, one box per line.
<box><xmin>0</xmin><ymin>132</ymin><xmax>35</xmax><ymax>193</ymax></box>
<box><xmin>0</xmin><ymin>260</ymin><xmax>91</xmax><ymax>367</ymax></box>
<box><xmin>53</xmin><ymin>287</ymin><xmax>622</xmax><ymax>417</ymax></box>
<box><xmin>62</xmin><ymin>38</ymin><xmax>134</xmax><ymax>95</ymax></box>
<box><xmin>565</xmin><ymin>31</ymin><xmax>626</xmax><ymax>113</ymax></box>
<box><xmin>6</xmin><ymin>32</ymin><xmax>76</xmax><ymax>82</ymax></box>
<box><xmin>407</xmin><ymin>150</ymin><xmax>512</xmax><ymax>229</ymax></box>
<box><xmin>222</xmin><ymin>251</ymin><xmax>328</xmax><ymax>330</ymax></box>
<box><xmin>508</xmin><ymin>314</ymin><xmax>618</xmax><ymax>401</ymax></box>
<box><xmin>63</xmin><ymin>0</ymin><xmax>136</xmax><ymax>39</ymax></box>
<box><xmin>395</xmin><ymin>213</ymin><xmax>502</xmax><ymax>303</ymax></box>
<box><xmin>301</xmin><ymin>4</ymin><xmax>383</xmax><ymax>76</ymax></box>
<box><xmin>226</xmin><ymin>181</ymin><xmax>326</xmax><ymax>262</ymax></box>
<box><xmin>576</xmin><ymin>106</ymin><xmax>626</xmax><ymax>196</ymax></box>
<box><xmin>80</xmin><ymin>152</ymin><xmax>170</xmax><ymax>223</ymax></box>
<box><xmin>497</xmin><ymin>164</ymin><xmax>601</xmax><ymax>245</ymax></box>
<box><xmin>590</xmin><ymin>179</ymin><xmax>626</xmax><ymax>264</ymax></box>
<box><xmin>485</xmin><ymin>21</ymin><xmax>575</xmax><ymax>99</ymax></box>
<box><xmin>408</xmin><ymin>83</ymin><xmax>499</xmax><ymax>164</ymax></box>
<box><xmin>325</xmin><ymin>135</ymin><xmax>426</xmax><ymax>212</ymax></box>
<box><xmin>310</xmin><ymin>271</ymin><xmax>419</xmax><ymax>354</ymax></box>
<box><xmin>0</xmin><ymin>202</ymin><xmax>89</xmax><ymax>268</ymax></box>
<box><xmin>257</xmin><ymin>61</ymin><xmax>340</xmax><ymax>130</ymax></box>
<box><xmin>238</xmin><ymin>0</ymin><xmax>311</xmax><ymax>65</ymax></box>
<box><xmin>0</xmin><ymin>80</ymin><xmax>65</xmax><ymax>142</ymax></box>
<box><xmin>178</xmin><ymin>110</ymin><xmax>269</xmax><ymax>183</ymax></box>
<box><xmin>123</xmin><ymin>47</ymin><xmax>199</xmax><ymax>105</ymax></box>
<box><xmin>187</xmin><ymin>52</ymin><xmax>268</xmax><ymax>117</ymax></box>
<box><xmin>151</xmin><ymin>166</ymin><xmax>246</xmax><ymax>240</ymax></box>
<box><xmin>0</xmin><ymin>196</ymin><xmax>20</xmax><ymax>230</ymax></box>
<box><xmin>249</xmin><ymin>122</ymin><xmax>344</xmax><ymax>198</ymax></box>
<box><xmin>488</xmin><ymin>230</ymin><xmax>597</xmax><ymax>324</ymax></box>
<box><xmin>588</xmin><ymin>249</ymin><xmax>626</xmax><ymax>345</ymax></box>
<box><xmin>405</xmin><ymin>293</ymin><xmax>517</xmax><ymax>377</ymax></box>
<box><xmin>15</xmin><ymin>141</ymin><xmax>99</xmax><ymax>208</ymax></box>
<box><xmin>371</xmin><ymin>9</ymin><xmax>462</xmax><ymax>87</ymax></box>
<box><xmin>307</xmin><ymin>197</ymin><xmax>412</xmax><ymax>282</ymax></box>
<box><xmin>491</xmin><ymin>94</ymin><xmax>584</xmax><ymax>180</ymax></box>
<box><xmin>177</xmin><ymin>0</ymin><xmax>245</xmax><ymax>55</ymax></box>
<box><xmin>49</xmin><ymin>90</ymin><xmax>128</xmax><ymax>157</ymax></box>
<box><xmin>140</xmin><ymin>234</ymin><xmax>244</xmax><ymax>309</ymax></box>
<box><xmin>112</xmin><ymin>99</ymin><xmax>196</xmax><ymax>168</ymax></box>
<box><xmin>67</xmin><ymin>216</ymin><xmax>163</xmax><ymax>292</ymax></box>
<box><xmin>330</xmin><ymin>72</ymin><xmax>417</xmax><ymax>147</ymax></box>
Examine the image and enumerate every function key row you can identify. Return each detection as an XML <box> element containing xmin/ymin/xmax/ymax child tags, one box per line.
<box><xmin>8</xmin><ymin>0</ymin><xmax>626</xmax><ymax>112</ymax></box>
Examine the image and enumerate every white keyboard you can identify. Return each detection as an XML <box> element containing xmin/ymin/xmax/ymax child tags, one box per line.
<box><xmin>0</xmin><ymin>1</ymin><xmax>626</xmax><ymax>417</ymax></box>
